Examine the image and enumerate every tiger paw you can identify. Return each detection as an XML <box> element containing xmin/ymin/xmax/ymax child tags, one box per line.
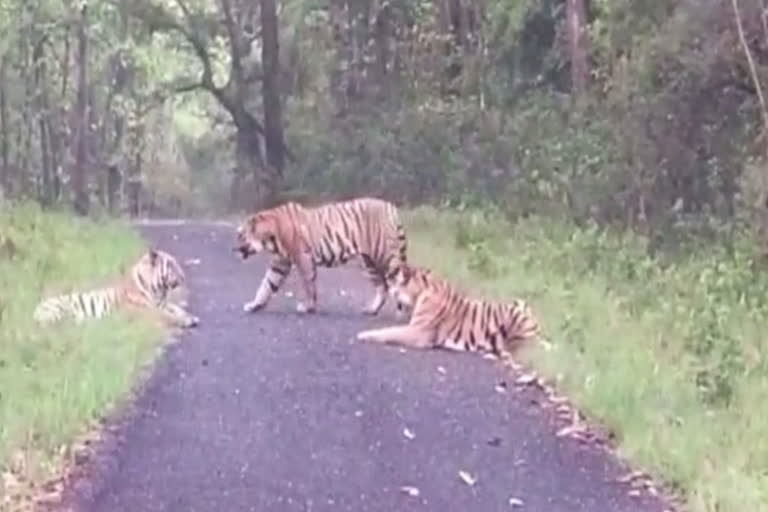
<box><xmin>362</xmin><ymin>300</ymin><xmax>386</xmax><ymax>316</ymax></box>
<box><xmin>296</xmin><ymin>302</ymin><xmax>316</xmax><ymax>314</ymax></box>
<box><xmin>356</xmin><ymin>330</ymin><xmax>375</xmax><ymax>341</ymax></box>
<box><xmin>243</xmin><ymin>301</ymin><xmax>265</xmax><ymax>313</ymax></box>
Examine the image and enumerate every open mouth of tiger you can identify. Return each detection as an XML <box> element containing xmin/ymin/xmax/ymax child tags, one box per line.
<box><xmin>233</xmin><ymin>244</ymin><xmax>256</xmax><ymax>259</ymax></box>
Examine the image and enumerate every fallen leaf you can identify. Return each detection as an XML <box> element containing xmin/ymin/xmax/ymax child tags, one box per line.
<box><xmin>515</xmin><ymin>372</ymin><xmax>537</xmax><ymax>385</ymax></box>
<box><xmin>185</xmin><ymin>258</ymin><xmax>201</xmax><ymax>265</ymax></box>
<box><xmin>403</xmin><ymin>428</ymin><xmax>415</xmax><ymax>440</ymax></box>
<box><xmin>482</xmin><ymin>353</ymin><xmax>499</xmax><ymax>361</ymax></box>
<box><xmin>400</xmin><ymin>485</ymin><xmax>420</xmax><ymax>497</ymax></box>
<box><xmin>354</xmin><ymin>410</ymin><xmax>363</xmax><ymax>417</ymax></box>
<box><xmin>436</xmin><ymin>366</ymin><xmax>447</xmax><ymax>375</ymax></box>
<box><xmin>556</xmin><ymin>424</ymin><xmax>584</xmax><ymax>438</ymax></box>
<box><xmin>487</xmin><ymin>436</ymin><xmax>502</xmax><ymax>447</ymax></box>
<box><xmin>508</xmin><ymin>497</ymin><xmax>525</xmax><ymax>507</ymax></box>
<box><xmin>458</xmin><ymin>470</ymin><xmax>477</xmax><ymax>486</ymax></box>
<box><xmin>495</xmin><ymin>381</ymin><xmax>508</xmax><ymax>393</ymax></box>
<box><xmin>617</xmin><ymin>470</ymin><xmax>646</xmax><ymax>484</ymax></box>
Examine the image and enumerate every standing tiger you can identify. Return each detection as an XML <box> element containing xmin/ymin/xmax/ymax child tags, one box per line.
<box><xmin>33</xmin><ymin>248</ymin><xmax>200</xmax><ymax>328</ymax></box>
<box><xmin>356</xmin><ymin>263</ymin><xmax>539</xmax><ymax>356</ymax></box>
<box><xmin>234</xmin><ymin>197</ymin><xmax>408</xmax><ymax>315</ymax></box>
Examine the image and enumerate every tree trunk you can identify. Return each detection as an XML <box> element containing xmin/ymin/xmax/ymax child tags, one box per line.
<box><xmin>329</xmin><ymin>0</ymin><xmax>350</xmax><ymax>114</ymax></box>
<box><xmin>566</xmin><ymin>0</ymin><xmax>588</xmax><ymax>95</ymax></box>
<box><xmin>33</xmin><ymin>36</ymin><xmax>54</xmax><ymax>205</ymax></box>
<box><xmin>234</xmin><ymin>110</ymin><xmax>284</xmax><ymax>210</ymax></box>
<box><xmin>106</xmin><ymin>163</ymin><xmax>121</xmax><ymax>214</ymax></box>
<box><xmin>0</xmin><ymin>58</ymin><xmax>9</xmax><ymax>196</ymax></box>
<box><xmin>71</xmin><ymin>4</ymin><xmax>89</xmax><ymax>215</ymax></box>
<box><xmin>373</xmin><ymin>2</ymin><xmax>391</xmax><ymax>86</ymax></box>
<box><xmin>260</xmin><ymin>0</ymin><xmax>286</xmax><ymax>176</ymax></box>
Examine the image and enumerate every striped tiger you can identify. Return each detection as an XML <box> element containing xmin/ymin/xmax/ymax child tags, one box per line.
<box><xmin>234</xmin><ymin>197</ymin><xmax>408</xmax><ymax>315</ymax></box>
<box><xmin>356</xmin><ymin>263</ymin><xmax>539</xmax><ymax>356</ymax></box>
<box><xmin>33</xmin><ymin>249</ymin><xmax>200</xmax><ymax>328</ymax></box>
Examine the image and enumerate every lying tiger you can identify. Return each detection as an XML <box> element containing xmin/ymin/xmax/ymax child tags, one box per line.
<box><xmin>356</xmin><ymin>263</ymin><xmax>539</xmax><ymax>356</ymax></box>
<box><xmin>234</xmin><ymin>197</ymin><xmax>407</xmax><ymax>315</ymax></box>
<box><xmin>33</xmin><ymin>248</ymin><xmax>200</xmax><ymax>328</ymax></box>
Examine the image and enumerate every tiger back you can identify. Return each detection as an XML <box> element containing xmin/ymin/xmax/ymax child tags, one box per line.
<box><xmin>234</xmin><ymin>197</ymin><xmax>408</xmax><ymax>315</ymax></box>
<box><xmin>33</xmin><ymin>249</ymin><xmax>199</xmax><ymax>328</ymax></box>
<box><xmin>357</xmin><ymin>263</ymin><xmax>539</xmax><ymax>356</ymax></box>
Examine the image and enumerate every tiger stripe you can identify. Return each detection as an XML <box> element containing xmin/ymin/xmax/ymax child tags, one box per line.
<box><xmin>235</xmin><ymin>197</ymin><xmax>408</xmax><ymax>315</ymax></box>
<box><xmin>33</xmin><ymin>249</ymin><xmax>199</xmax><ymax>328</ymax></box>
<box><xmin>356</xmin><ymin>264</ymin><xmax>539</xmax><ymax>356</ymax></box>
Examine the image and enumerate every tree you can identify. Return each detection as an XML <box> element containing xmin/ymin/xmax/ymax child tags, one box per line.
<box><xmin>71</xmin><ymin>1</ymin><xmax>89</xmax><ymax>215</ymax></box>
<box><xmin>260</xmin><ymin>0</ymin><xmax>285</xmax><ymax>176</ymax></box>
<box><xmin>130</xmin><ymin>0</ymin><xmax>289</xmax><ymax>209</ymax></box>
<box><xmin>566</xmin><ymin>0</ymin><xmax>588</xmax><ymax>95</ymax></box>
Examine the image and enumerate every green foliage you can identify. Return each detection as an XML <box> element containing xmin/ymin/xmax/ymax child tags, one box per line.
<box><xmin>406</xmin><ymin>206</ymin><xmax>768</xmax><ymax>512</ymax></box>
<box><xmin>0</xmin><ymin>203</ymin><xmax>163</xmax><ymax>488</ymax></box>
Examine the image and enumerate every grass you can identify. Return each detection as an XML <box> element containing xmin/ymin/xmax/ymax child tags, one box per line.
<box><xmin>404</xmin><ymin>206</ymin><xmax>768</xmax><ymax>512</ymax></box>
<box><xmin>0</xmin><ymin>203</ymin><xmax>165</xmax><ymax>501</ymax></box>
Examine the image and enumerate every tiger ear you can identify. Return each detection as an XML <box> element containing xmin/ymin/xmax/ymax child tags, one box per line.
<box><xmin>247</xmin><ymin>213</ymin><xmax>264</xmax><ymax>229</ymax></box>
<box><xmin>147</xmin><ymin>248</ymin><xmax>159</xmax><ymax>264</ymax></box>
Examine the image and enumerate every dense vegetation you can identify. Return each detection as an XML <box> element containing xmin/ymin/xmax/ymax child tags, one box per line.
<box><xmin>0</xmin><ymin>204</ymin><xmax>163</xmax><ymax>507</ymax></box>
<box><xmin>2</xmin><ymin>0</ymin><xmax>768</xmax><ymax>510</ymax></box>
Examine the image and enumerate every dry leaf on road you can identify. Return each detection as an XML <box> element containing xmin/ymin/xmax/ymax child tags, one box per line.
<box><xmin>458</xmin><ymin>470</ymin><xmax>477</xmax><ymax>486</ymax></box>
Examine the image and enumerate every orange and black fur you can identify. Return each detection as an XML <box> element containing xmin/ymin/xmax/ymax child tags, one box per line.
<box><xmin>356</xmin><ymin>264</ymin><xmax>539</xmax><ymax>356</ymax></box>
<box><xmin>33</xmin><ymin>249</ymin><xmax>200</xmax><ymax>328</ymax></box>
<box><xmin>234</xmin><ymin>197</ymin><xmax>408</xmax><ymax>315</ymax></box>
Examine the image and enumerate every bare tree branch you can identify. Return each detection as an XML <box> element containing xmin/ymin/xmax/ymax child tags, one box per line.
<box><xmin>129</xmin><ymin>0</ymin><xmax>216</xmax><ymax>92</ymax></box>
<box><xmin>137</xmin><ymin>78</ymin><xmax>205</xmax><ymax>117</ymax></box>
<box><xmin>220</xmin><ymin>0</ymin><xmax>244</xmax><ymax>84</ymax></box>
<box><xmin>732</xmin><ymin>0</ymin><xmax>768</xmax><ymax>132</ymax></box>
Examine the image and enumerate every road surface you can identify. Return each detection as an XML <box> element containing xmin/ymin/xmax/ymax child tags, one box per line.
<box><xmin>59</xmin><ymin>221</ymin><xmax>672</xmax><ymax>512</ymax></box>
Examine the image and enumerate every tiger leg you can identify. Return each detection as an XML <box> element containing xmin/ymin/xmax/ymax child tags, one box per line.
<box><xmin>294</xmin><ymin>252</ymin><xmax>317</xmax><ymax>314</ymax></box>
<box><xmin>383</xmin><ymin>262</ymin><xmax>409</xmax><ymax>319</ymax></box>
<box><xmin>360</xmin><ymin>254</ymin><xmax>387</xmax><ymax>316</ymax></box>
<box><xmin>356</xmin><ymin>324</ymin><xmax>435</xmax><ymax>349</ymax></box>
<box><xmin>159</xmin><ymin>301</ymin><xmax>200</xmax><ymax>328</ymax></box>
<box><xmin>244</xmin><ymin>257</ymin><xmax>292</xmax><ymax>313</ymax></box>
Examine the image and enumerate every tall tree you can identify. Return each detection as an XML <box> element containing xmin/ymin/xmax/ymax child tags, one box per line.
<box><xmin>71</xmin><ymin>1</ymin><xmax>90</xmax><ymax>215</ymax></box>
<box><xmin>260</xmin><ymin>0</ymin><xmax>285</xmax><ymax>176</ymax></box>
<box><xmin>130</xmin><ymin>0</ymin><xmax>290</xmax><ymax>209</ymax></box>
<box><xmin>566</xmin><ymin>0</ymin><xmax>588</xmax><ymax>95</ymax></box>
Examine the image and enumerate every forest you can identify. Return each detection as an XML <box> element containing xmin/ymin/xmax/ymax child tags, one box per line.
<box><xmin>2</xmin><ymin>1</ymin><xmax>768</xmax><ymax>511</ymax></box>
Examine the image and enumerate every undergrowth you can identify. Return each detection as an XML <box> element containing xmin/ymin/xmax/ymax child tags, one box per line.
<box><xmin>0</xmin><ymin>203</ymin><xmax>164</xmax><ymax>502</ymax></box>
<box><xmin>405</xmin><ymin>206</ymin><xmax>768</xmax><ymax>512</ymax></box>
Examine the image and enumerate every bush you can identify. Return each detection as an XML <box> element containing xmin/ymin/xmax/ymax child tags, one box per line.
<box><xmin>405</xmin><ymin>206</ymin><xmax>768</xmax><ymax>512</ymax></box>
<box><xmin>0</xmin><ymin>203</ymin><xmax>164</xmax><ymax>498</ymax></box>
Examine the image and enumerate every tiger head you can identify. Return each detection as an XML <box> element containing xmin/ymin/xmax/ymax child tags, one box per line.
<box><xmin>234</xmin><ymin>212</ymin><xmax>282</xmax><ymax>260</ymax></box>
<box><xmin>387</xmin><ymin>264</ymin><xmax>436</xmax><ymax>308</ymax></box>
<box><xmin>133</xmin><ymin>248</ymin><xmax>186</xmax><ymax>300</ymax></box>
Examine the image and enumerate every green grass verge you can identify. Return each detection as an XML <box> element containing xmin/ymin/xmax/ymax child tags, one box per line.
<box><xmin>0</xmin><ymin>203</ymin><xmax>164</xmax><ymax>490</ymax></box>
<box><xmin>404</xmin><ymin>206</ymin><xmax>768</xmax><ymax>512</ymax></box>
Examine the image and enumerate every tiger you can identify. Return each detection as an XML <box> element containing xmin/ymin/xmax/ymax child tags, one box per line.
<box><xmin>33</xmin><ymin>248</ymin><xmax>200</xmax><ymax>328</ymax></box>
<box><xmin>234</xmin><ymin>197</ymin><xmax>408</xmax><ymax>316</ymax></box>
<box><xmin>356</xmin><ymin>263</ymin><xmax>539</xmax><ymax>356</ymax></box>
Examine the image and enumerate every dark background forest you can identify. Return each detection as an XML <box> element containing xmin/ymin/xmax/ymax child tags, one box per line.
<box><xmin>2</xmin><ymin>0</ymin><xmax>768</xmax><ymax>251</ymax></box>
<box><xmin>4</xmin><ymin>2</ymin><xmax>768</xmax><ymax>511</ymax></box>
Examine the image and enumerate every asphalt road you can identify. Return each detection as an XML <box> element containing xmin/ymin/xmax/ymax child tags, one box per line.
<box><xmin>60</xmin><ymin>221</ymin><xmax>671</xmax><ymax>512</ymax></box>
